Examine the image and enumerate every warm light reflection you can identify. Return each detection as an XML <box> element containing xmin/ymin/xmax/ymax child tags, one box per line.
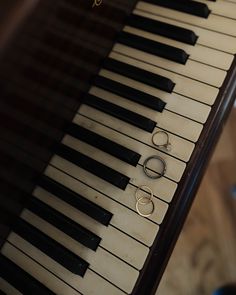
<box><xmin>92</xmin><ymin>0</ymin><xmax>102</xmax><ymax>8</ymax></box>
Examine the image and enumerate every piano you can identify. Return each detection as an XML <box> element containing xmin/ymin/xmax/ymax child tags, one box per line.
<box><xmin>0</xmin><ymin>0</ymin><xmax>236</xmax><ymax>294</ymax></box>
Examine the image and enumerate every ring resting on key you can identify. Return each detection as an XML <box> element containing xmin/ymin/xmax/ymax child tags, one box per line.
<box><xmin>152</xmin><ymin>131</ymin><xmax>172</xmax><ymax>151</ymax></box>
<box><xmin>136</xmin><ymin>197</ymin><xmax>155</xmax><ymax>217</ymax></box>
<box><xmin>143</xmin><ymin>155</ymin><xmax>167</xmax><ymax>179</ymax></box>
<box><xmin>135</xmin><ymin>185</ymin><xmax>153</xmax><ymax>204</ymax></box>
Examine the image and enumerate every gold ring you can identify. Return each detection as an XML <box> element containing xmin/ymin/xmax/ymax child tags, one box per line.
<box><xmin>136</xmin><ymin>197</ymin><xmax>155</xmax><ymax>217</ymax></box>
<box><xmin>152</xmin><ymin>130</ymin><xmax>171</xmax><ymax>151</ymax></box>
<box><xmin>135</xmin><ymin>185</ymin><xmax>153</xmax><ymax>204</ymax></box>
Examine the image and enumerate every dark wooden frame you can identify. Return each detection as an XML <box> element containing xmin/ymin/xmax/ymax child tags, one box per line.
<box><xmin>0</xmin><ymin>1</ymin><xmax>236</xmax><ymax>295</ymax></box>
<box><xmin>132</xmin><ymin>56</ymin><xmax>236</xmax><ymax>295</ymax></box>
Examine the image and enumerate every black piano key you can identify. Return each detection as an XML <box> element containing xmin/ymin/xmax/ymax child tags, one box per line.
<box><xmin>103</xmin><ymin>58</ymin><xmax>175</xmax><ymax>93</ymax></box>
<box><xmin>13</xmin><ymin>218</ymin><xmax>89</xmax><ymax>276</ymax></box>
<box><xmin>0</xmin><ymin>254</ymin><xmax>56</xmax><ymax>295</ymax></box>
<box><xmin>117</xmin><ymin>31</ymin><xmax>188</xmax><ymax>64</ymax></box>
<box><xmin>27</xmin><ymin>197</ymin><xmax>101</xmax><ymax>251</ymax></box>
<box><xmin>38</xmin><ymin>175</ymin><xmax>113</xmax><ymax>225</ymax></box>
<box><xmin>94</xmin><ymin>76</ymin><xmax>166</xmax><ymax>112</ymax></box>
<box><xmin>84</xmin><ymin>94</ymin><xmax>156</xmax><ymax>132</ymax></box>
<box><xmin>127</xmin><ymin>14</ymin><xmax>198</xmax><ymax>45</ymax></box>
<box><xmin>143</xmin><ymin>0</ymin><xmax>211</xmax><ymax>18</ymax></box>
<box><xmin>67</xmin><ymin>123</ymin><xmax>141</xmax><ymax>166</ymax></box>
<box><xmin>54</xmin><ymin>143</ymin><xmax>130</xmax><ymax>190</ymax></box>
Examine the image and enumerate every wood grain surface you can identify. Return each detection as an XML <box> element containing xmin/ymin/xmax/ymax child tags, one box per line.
<box><xmin>157</xmin><ymin>108</ymin><xmax>236</xmax><ymax>295</ymax></box>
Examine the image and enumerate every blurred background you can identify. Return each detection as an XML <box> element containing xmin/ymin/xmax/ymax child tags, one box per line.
<box><xmin>157</xmin><ymin>108</ymin><xmax>236</xmax><ymax>295</ymax></box>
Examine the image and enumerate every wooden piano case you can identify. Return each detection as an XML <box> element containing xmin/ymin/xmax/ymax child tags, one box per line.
<box><xmin>0</xmin><ymin>1</ymin><xmax>236</xmax><ymax>294</ymax></box>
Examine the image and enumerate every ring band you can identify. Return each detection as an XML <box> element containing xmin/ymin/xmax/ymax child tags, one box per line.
<box><xmin>143</xmin><ymin>155</ymin><xmax>166</xmax><ymax>179</ymax></box>
<box><xmin>152</xmin><ymin>131</ymin><xmax>171</xmax><ymax>151</ymax></box>
<box><xmin>135</xmin><ymin>185</ymin><xmax>153</xmax><ymax>204</ymax></box>
<box><xmin>136</xmin><ymin>197</ymin><xmax>155</xmax><ymax>217</ymax></box>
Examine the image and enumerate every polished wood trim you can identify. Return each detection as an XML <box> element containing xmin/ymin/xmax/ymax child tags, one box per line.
<box><xmin>133</xmin><ymin>56</ymin><xmax>236</xmax><ymax>295</ymax></box>
<box><xmin>0</xmin><ymin>2</ymin><xmax>235</xmax><ymax>293</ymax></box>
<box><xmin>0</xmin><ymin>0</ymin><xmax>39</xmax><ymax>53</ymax></box>
<box><xmin>157</xmin><ymin>109</ymin><xmax>236</xmax><ymax>294</ymax></box>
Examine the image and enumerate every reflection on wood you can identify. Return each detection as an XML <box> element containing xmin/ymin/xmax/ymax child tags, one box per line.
<box><xmin>157</xmin><ymin>109</ymin><xmax>236</xmax><ymax>295</ymax></box>
<box><xmin>0</xmin><ymin>1</ymin><xmax>39</xmax><ymax>52</ymax></box>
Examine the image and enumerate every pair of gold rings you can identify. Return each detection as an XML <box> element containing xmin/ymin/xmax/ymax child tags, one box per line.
<box><xmin>135</xmin><ymin>185</ymin><xmax>155</xmax><ymax>217</ymax></box>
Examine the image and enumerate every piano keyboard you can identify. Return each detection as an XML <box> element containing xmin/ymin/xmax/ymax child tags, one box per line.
<box><xmin>1</xmin><ymin>0</ymin><xmax>236</xmax><ymax>294</ymax></box>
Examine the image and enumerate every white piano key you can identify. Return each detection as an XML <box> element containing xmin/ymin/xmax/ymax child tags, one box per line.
<box><xmin>0</xmin><ymin>278</ymin><xmax>22</xmax><ymax>295</ymax></box>
<box><xmin>45</xmin><ymin>164</ymin><xmax>168</xmax><ymax>227</ymax></box>
<box><xmin>51</xmin><ymin>151</ymin><xmax>176</xmax><ymax>201</ymax></box>
<box><xmin>134</xmin><ymin>9</ymin><xmax>236</xmax><ymax>54</ymax></box>
<box><xmin>137</xmin><ymin>1</ymin><xmax>236</xmax><ymax>37</ymax></box>
<box><xmin>79</xmin><ymin>103</ymin><xmax>202</xmax><ymax>143</ymax></box>
<box><xmin>74</xmin><ymin>113</ymin><xmax>195</xmax><ymax>162</ymax></box>
<box><xmin>198</xmin><ymin>0</ymin><xmax>236</xmax><ymax>20</ymax></box>
<box><xmin>52</xmin><ymin>150</ymin><xmax>176</xmax><ymax>204</ymax></box>
<box><xmin>62</xmin><ymin>134</ymin><xmax>184</xmax><ymax>187</ymax></box>
<box><xmin>90</xmin><ymin>83</ymin><xmax>211</xmax><ymax>124</ymax></box>
<box><xmin>97</xmin><ymin>72</ymin><xmax>210</xmax><ymax>124</ymax></box>
<box><xmin>113</xmin><ymin>43</ymin><xmax>226</xmax><ymax>88</ymax></box>
<box><xmin>107</xmin><ymin>52</ymin><xmax>219</xmax><ymax>105</ymax></box>
<box><xmin>123</xmin><ymin>25</ymin><xmax>234</xmax><ymax>70</ymax></box>
<box><xmin>67</xmin><ymin>122</ymin><xmax>183</xmax><ymax>178</ymax></box>
<box><xmin>33</xmin><ymin>185</ymin><xmax>151</xmax><ymax>269</ymax></box>
<box><xmin>18</xmin><ymin>212</ymin><xmax>137</xmax><ymax>294</ymax></box>
<box><xmin>1</xmin><ymin>243</ymin><xmax>81</xmax><ymax>295</ymax></box>
<box><xmin>64</xmin><ymin>124</ymin><xmax>185</xmax><ymax>184</ymax></box>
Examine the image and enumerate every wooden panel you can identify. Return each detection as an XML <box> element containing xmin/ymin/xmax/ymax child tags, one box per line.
<box><xmin>157</xmin><ymin>109</ymin><xmax>236</xmax><ymax>295</ymax></box>
<box><xmin>132</xmin><ymin>55</ymin><xmax>236</xmax><ymax>295</ymax></box>
<box><xmin>0</xmin><ymin>0</ymin><xmax>137</xmax><ymax>247</ymax></box>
